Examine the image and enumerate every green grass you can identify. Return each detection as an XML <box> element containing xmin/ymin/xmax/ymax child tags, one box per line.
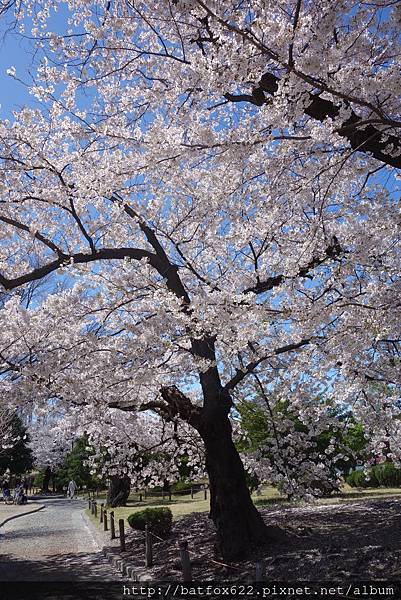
<box><xmin>87</xmin><ymin>483</ymin><xmax>401</xmax><ymax>531</ymax></box>
<box><xmin>90</xmin><ymin>489</ymin><xmax>211</xmax><ymax>526</ymax></box>
<box><xmin>330</xmin><ymin>483</ymin><xmax>401</xmax><ymax>503</ymax></box>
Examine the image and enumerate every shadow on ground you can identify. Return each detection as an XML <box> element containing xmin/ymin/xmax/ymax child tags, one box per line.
<box><xmin>115</xmin><ymin>498</ymin><xmax>401</xmax><ymax>582</ymax></box>
<box><xmin>0</xmin><ymin>549</ymin><xmax>122</xmax><ymax>582</ymax></box>
<box><xmin>0</xmin><ymin>551</ymin><xmax>126</xmax><ymax>600</ymax></box>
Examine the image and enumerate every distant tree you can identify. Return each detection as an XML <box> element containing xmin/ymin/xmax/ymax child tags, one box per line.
<box><xmin>0</xmin><ymin>413</ymin><xmax>34</xmax><ymax>478</ymax></box>
<box><xmin>0</xmin><ymin>408</ymin><xmax>14</xmax><ymax>459</ymax></box>
<box><xmin>106</xmin><ymin>475</ymin><xmax>131</xmax><ymax>508</ymax></box>
<box><xmin>55</xmin><ymin>435</ymin><xmax>101</xmax><ymax>490</ymax></box>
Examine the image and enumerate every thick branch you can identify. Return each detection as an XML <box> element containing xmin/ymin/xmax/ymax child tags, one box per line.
<box><xmin>225</xmin><ymin>71</ymin><xmax>401</xmax><ymax>169</ymax></box>
<box><xmin>244</xmin><ymin>235</ymin><xmax>343</xmax><ymax>295</ymax></box>
<box><xmin>0</xmin><ymin>247</ymin><xmax>155</xmax><ymax>290</ymax></box>
<box><xmin>160</xmin><ymin>385</ymin><xmax>202</xmax><ymax>428</ymax></box>
<box><xmin>0</xmin><ymin>215</ymin><xmax>63</xmax><ymax>256</ymax></box>
<box><xmin>111</xmin><ymin>194</ymin><xmax>191</xmax><ymax>305</ymax></box>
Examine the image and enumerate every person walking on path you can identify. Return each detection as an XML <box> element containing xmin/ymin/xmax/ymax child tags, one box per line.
<box><xmin>67</xmin><ymin>480</ymin><xmax>77</xmax><ymax>499</ymax></box>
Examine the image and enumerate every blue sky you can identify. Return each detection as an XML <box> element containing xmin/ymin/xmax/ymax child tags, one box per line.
<box><xmin>0</xmin><ymin>23</ymin><xmax>35</xmax><ymax>116</ymax></box>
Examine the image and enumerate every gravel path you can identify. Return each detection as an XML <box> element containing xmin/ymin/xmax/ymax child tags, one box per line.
<box><xmin>0</xmin><ymin>501</ymin><xmax>44</xmax><ymax>527</ymax></box>
<box><xmin>0</xmin><ymin>498</ymin><xmax>122</xmax><ymax>581</ymax></box>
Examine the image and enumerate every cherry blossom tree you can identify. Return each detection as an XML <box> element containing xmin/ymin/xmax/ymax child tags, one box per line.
<box><xmin>0</xmin><ymin>0</ymin><xmax>399</xmax><ymax>558</ymax></box>
<box><xmin>27</xmin><ymin>400</ymin><xmax>205</xmax><ymax>502</ymax></box>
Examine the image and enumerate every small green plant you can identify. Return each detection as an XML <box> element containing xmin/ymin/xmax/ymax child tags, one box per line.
<box><xmin>127</xmin><ymin>507</ymin><xmax>173</xmax><ymax>537</ymax></box>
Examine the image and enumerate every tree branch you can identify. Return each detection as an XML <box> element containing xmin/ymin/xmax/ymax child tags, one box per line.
<box><xmin>111</xmin><ymin>194</ymin><xmax>191</xmax><ymax>305</ymax></box>
<box><xmin>225</xmin><ymin>71</ymin><xmax>401</xmax><ymax>169</ymax></box>
<box><xmin>224</xmin><ymin>337</ymin><xmax>311</xmax><ymax>391</ymax></box>
<box><xmin>0</xmin><ymin>247</ymin><xmax>155</xmax><ymax>290</ymax></box>
<box><xmin>0</xmin><ymin>215</ymin><xmax>64</xmax><ymax>256</ymax></box>
<box><xmin>160</xmin><ymin>385</ymin><xmax>202</xmax><ymax>428</ymax></box>
<box><xmin>244</xmin><ymin>235</ymin><xmax>343</xmax><ymax>295</ymax></box>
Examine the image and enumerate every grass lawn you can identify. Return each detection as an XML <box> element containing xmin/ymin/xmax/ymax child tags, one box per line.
<box><xmin>87</xmin><ymin>483</ymin><xmax>401</xmax><ymax>531</ymax></box>
<box><xmin>90</xmin><ymin>486</ymin><xmax>282</xmax><ymax>526</ymax></box>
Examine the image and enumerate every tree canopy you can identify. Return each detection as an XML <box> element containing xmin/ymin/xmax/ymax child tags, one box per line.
<box><xmin>0</xmin><ymin>0</ymin><xmax>399</xmax><ymax>558</ymax></box>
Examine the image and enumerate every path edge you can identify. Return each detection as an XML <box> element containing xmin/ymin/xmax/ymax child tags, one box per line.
<box><xmin>81</xmin><ymin>509</ymin><xmax>153</xmax><ymax>582</ymax></box>
<box><xmin>0</xmin><ymin>503</ymin><xmax>45</xmax><ymax>529</ymax></box>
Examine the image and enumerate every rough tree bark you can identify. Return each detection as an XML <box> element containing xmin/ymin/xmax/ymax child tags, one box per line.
<box><xmin>161</xmin><ymin>373</ymin><xmax>286</xmax><ymax>561</ymax></box>
<box><xmin>198</xmin><ymin>411</ymin><xmax>272</xmax><ymax>560</ymax></box>
<box><xmin>107</xmin><ymin>475</ymin><xmax>131</xmax><ymax>507</ymax></box>
<box><xmin>42</xmin><ymin>465</ymin><xmax>52</xmax><ymax>493</ymax></box>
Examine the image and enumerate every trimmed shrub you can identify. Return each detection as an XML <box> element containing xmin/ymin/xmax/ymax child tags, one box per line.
<box><xmin>127</xmin><ymin>507</ymin><xmax>173</xmax><ymax>537</ymax></box>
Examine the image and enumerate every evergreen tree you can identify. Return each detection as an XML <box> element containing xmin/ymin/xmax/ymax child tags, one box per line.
<box><xmin>0</xmin><ymin>413</ymin><xmax>34</xmax><ymax>478</ymax></box>
<box><xmin>55</xmin><ymin>435</ymin><xmax>101</xmax><ymax>490</ymax></box>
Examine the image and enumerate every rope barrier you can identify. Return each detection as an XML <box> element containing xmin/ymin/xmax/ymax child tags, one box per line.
<box><xmin>146</xmin><ymin>528</ymin><xmax>244</xmax><ymax>572</ymax></box>
<box><xmin>91</xmin><ymin>488</ymin><xmax>244</xmax><ymax>574</ymax></box>
<box><xmin>136</xmin><ymin>488</ymin><xmax>206</xmax><ymax>497</ymax></box>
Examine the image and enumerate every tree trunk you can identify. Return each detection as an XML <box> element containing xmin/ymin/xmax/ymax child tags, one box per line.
<box><xmin>198</xmin><ymin>412</ymin><xmax>281</xmax><ymax>561</ymax></box>
<box><xmin>160</xmin><ymin>353</ymin><xmax>287</xmax><ymax>560</ymax></box>
<box><xmin>106</xmin><ymin>475</ymin><xmax>130</xmax><ymax>507</ymax></box>
<box><xmin>42</xmin><ymin>466</ymin><xmax>52</xmax><ymax>493</ymax></box>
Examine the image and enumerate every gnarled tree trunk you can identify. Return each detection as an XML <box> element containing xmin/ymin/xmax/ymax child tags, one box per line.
<box><xmin>107</xmin><ymin>475</ymin><xmax>130</xmax><ymax>507</ymax></box>
<box><xmin>161</xmin><ymin>352</ymin><xmax>285</xmax><ymax>561</ymax></box>
<box><xmin>198</xmin><ymin>409</ymin><xmax>279</xmax><ymax>561</ymax></box>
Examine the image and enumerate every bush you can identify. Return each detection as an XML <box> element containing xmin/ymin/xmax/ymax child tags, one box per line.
<box><xmin>346</xmin><ymin>463</ymin><xmax>401</xmax><ymax>488</ymax></box>
<box><xmin>171</xmin><ymin>481</ymin><xmax>192</xmax><ymax>495</ymax></box>
<box><xmin>372</xmin><ymin>462</ymin><xmax>401</xmax><ymax>487</ymax></box>
<box><xmin>346</xmin><ymin>469</ymin><xmax>378</xmax><ymax>488</ymax></box>
<box><xmin>127</xmin><ymin>507</ymin><xmax>173</xmax><ymax>537</ymax></box>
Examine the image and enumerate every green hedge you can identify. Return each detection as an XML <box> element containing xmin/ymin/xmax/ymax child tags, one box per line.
<box><xmin>127</xmin><ymin>507</ymin><xmax>173</xmax><ymax>537</ymax></box>
<box><xmin>171</xmin><ymin>481</ymin><xmax>192</xmax><ymax>495</ymax></box>
<box><xmin>346</xmin><ymin>462</ymin><xmax>401</xmax><ymax>488</ymax></box>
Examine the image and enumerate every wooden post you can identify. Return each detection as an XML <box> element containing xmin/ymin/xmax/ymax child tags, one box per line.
<box><xmin>103</xmin><ymin>509</ymin><xmax>108</xmax><ymax>531</ymax></box>
<box><xmin>179</xmin><ymin>540</ymin><xmax>192</xmax><ymax>581</ymax></box>
<box><xmin>168</xmin><ymin>489</ymin><xmax>172</xmax><ymax>501</ymax></box>
<box><xmin>91</xmin><ymin>501</ymin><xmax>95</xmax><ymax>515</ymax></box>
<box><xmin>145</xmin><ymin>524</ymin><xmax>153</xmax><ymax>567</ymax></box>
<box><xmin>100</xmin><ymin>503</ymin><xmax>104</xmax><ymax>523</ymax></box>
<box><xmin>119</xmin><ymin>518</ymin><xmax>126</xmax><ymax>552</ymax></box>
<box><xmin>191</xmin><ymin>486</ymin><xmax>194</xmax><ymax>500</ymax></box>
<box><xmin>255</xmin><ymin>560</ymin><xmax>265</xmax><ymax>582</ymax></box>
<box><xmin>110</xmin><ymin>511</ymin><xmax>116</xmax><ymax>539</ymax></box>
<box><xmin>204</xmin><ymin>486</ymin><xmax>207</xmax><ymax>500</ymax></box>
<box><xmin>94</xmin><ymin>501</ymin><xmax>98</xmax><ymax>518</ymax></box>
<box><xmin>139</xmin><ymin>493</ymin><xmax>143</xmax><ymax>502</ymax></box>
<box><xmin>144</xmin><ymin>489</ymin><xmax>147</xmax><ymax>499</ymax></box>
<box><xmin>88</xmin><ymin>498</ymin><xmax>92</xmax><ymax>510</ymax></box>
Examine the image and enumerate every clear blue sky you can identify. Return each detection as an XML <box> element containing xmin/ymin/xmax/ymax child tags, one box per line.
<box><xmin>0</xmin><ymin>22</ymin><xmax>35</xmax><ymax>117</ymax></box>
